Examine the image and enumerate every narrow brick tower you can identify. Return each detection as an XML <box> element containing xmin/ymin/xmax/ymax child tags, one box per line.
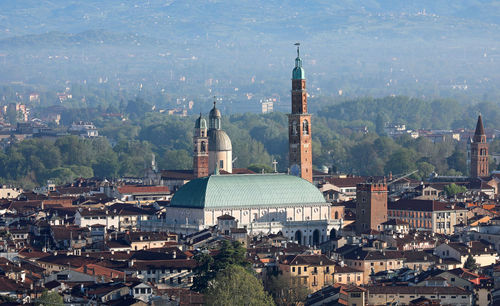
<box><xmin>288</xmin><ymin>43</ymin><xmax>312</xmax><ymax>183</ymax></box>
<box><xmin>193</xmin><ymin>114</ymin><xmax>209</xmax><ymax>178</ymax></box>
<box><xmin>355</xmin><ymin>182</ymin><xmax>388</xmax><ymax>234</ymax></box>
<box><xmin>470</xmin><ymin>115</ymin><xmax>489</xmax><ymax>178</ymax></box>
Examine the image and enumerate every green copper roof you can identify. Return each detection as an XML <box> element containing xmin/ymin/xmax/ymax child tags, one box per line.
<box><xmin>170</xmin><ymin>174</ymin><xmax>326</xmax><ymax>209</ymax></box>
<box><xmin>292</xmin><ymin>45</ymin><xmax>305</xmax><ymax>79</ymax></box>
<box><xmin>293</xmin><ymin>66</ymin><xmax>305</xmax><ymax>80</ymax></box>
<box><xmin>194</xmin><ymin>114</ymin><xmax>207</xmax><ymax>129</ymax></box>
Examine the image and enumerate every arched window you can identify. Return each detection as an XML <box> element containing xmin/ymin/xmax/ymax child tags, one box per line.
<box><xmin>292</xmin><ymin>120</ymin><xmax>298</xmax><ymax>136</ymax></box>
<box><xmin>303</xmin><ymin>120</ymin><xmax>309</xmax><ymax>135</ymax></box>
<box><xmin>334</xmin><ymin>211</ymin><xmax>339</xmax><ymax>220</ymax></box>
<box><xmin>201</xmin><ymin>141</ymin><xmax>206</xmax><ymax>152</ymax></box>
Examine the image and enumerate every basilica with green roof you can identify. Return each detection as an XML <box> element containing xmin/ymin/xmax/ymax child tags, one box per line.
<box><xmin>162</xmin><ymin>46</ymin><xmax>342</xmax><ymax>245</ymax></box>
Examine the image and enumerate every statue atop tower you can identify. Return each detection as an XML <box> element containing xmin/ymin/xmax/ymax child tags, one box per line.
<box><xmin>288</xmin><ymin>43</ymin><xmax>313</xmax><ymax>183</ymax></box>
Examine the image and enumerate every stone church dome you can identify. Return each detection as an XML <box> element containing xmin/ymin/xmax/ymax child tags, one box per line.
<box><xmin>208</xmin><ymin>129</ymin><xmax>232</xmax><ymax>151</ymax></box>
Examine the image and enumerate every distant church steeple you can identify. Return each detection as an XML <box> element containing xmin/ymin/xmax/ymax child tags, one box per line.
<box><xmin>288</xmin><ymin>43</ymin><xmax>312</xmax><ymax>183</ymax></box>
<box><xmin>470</xmin><ymin>114</ymin><xmax>489</xmax><ymax>178</ymax></box>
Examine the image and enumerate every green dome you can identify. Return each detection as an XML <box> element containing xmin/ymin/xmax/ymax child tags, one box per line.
<box><xmin>292</xmin><ymin>54</ymin><xmax>305</xmax><ymax>79</ymax></box>
<box><xmin>293</xmin><ymin>66</ymin><xmax>305</xmax><ymax>80</ymax></box>
<box><xmin>170</xmin><ymin>174</ymin><xmax>326</xmax><ymax>209</ymax></box>
<box><xmin>195</xmin><ymin>114</ymin><xmax>207</xmax><ymax>129</ymax></box>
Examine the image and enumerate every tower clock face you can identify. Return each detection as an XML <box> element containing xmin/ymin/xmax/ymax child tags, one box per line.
<box><xmin>290</xmin><ymin>164</ymin><xmax>300</xmax><ymax>176</ymax></box>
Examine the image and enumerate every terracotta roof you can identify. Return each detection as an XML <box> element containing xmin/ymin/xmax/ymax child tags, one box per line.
<box><xmin>73</xmin><ymin>263</ymin><xmax>124</xmax><ymax>279</ymax></box>
<box><xmin>324</xmin><ymin>177</ymin><xmax>367</xmax><ymax>188</ymax></box>
<box><xmin>160</xmin><ymin>170</ymin><xmax>194</xmax><ymax>180</ymax></box>
<box><xmin>334</xmin><ymin>265</ymin><xmax>362</xmax><ymax>274</ymax></box>
<box><xmin>217</xmin><ymin>214</ymin><xmax>235</xmax><ymax>220</ymax></box>
<box><xmin>382</xmin><ymin>219</ymin><xmax>409</xmax><ymax>226</ymax></box>
<box><xmin>389</xmin><ymin>199</ymin><xmax>466</xmax><ymax>212</ymax></box>
<box><xmin>51</xmin><ymin>225</ymin><xmax>89</xmax><ymax>241</ymax></box>
<box><xmin>365</xmin><ymin>285</ymin><xmax>469</xmax><ymax>295</ymax></box>
<box><xmin>0</xmin><ymin>276</ymin><xmax>28</xmax><ymax>292</ymax></box>
<box><xmin>130</xmin><ymin>259</ymin><xmax>198</xmax><ymax>270</ymax></box>
<box><xmin>445</xmin><ymin>241</ymin><xmax>495</xmax><ymax>256</ymax></box>
<box><xmin>343</xmin><ymin>249</ymin><xmax>404</xmax><ymax>261</ymax></box>
<box><xmin>55</xmin><ymin>186</ymin><xmax>93</xmax><ymax>195</ymax></box>
<box><xmin>289</xmin><ymin>254</ymin><xmax>335</xmax><ymax>266</ymax></box>
<box><xmin>220</xmin><ymin>168</ymin><xmax>256</xmax><ymax>175</ymax></box>
<box><xmin>36</xmin><ymin>254</ymin><xmax>98</xmax><ymax>268</ymax></box>
<box><xmin>117</xmin><ymin>185</ymin><xmax>170</xmax><ymax>195</ymax></box>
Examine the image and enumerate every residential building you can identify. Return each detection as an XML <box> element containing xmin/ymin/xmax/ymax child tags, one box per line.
<box><xmin>434</xmin><ymin>241</ymin><xmax>497</xmax><ymax>267</ymax></box>
<box><xmin>388</xmin><ymin>199</ymin><xmax>467</xmax><ymax>234</ymax></box>
<box><xmin>279</xmin><ymin>254</ymin><xmax>336</xmax><ymax>292</ymax></box>
<box><xmin>342</xmin><ymin>249</ymin><xmax>405</xmax><ymax>283</ymax></box>
<box><xmin>365</xmin><ymin>286</ymin><xmax>472</xmax><ymax>306</ymax></box>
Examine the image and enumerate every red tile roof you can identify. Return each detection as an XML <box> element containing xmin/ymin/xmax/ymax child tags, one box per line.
<box><xmin>117</xmin><ymin>185</ymin><xmax>170</xmax><ymax>194</ymax></box>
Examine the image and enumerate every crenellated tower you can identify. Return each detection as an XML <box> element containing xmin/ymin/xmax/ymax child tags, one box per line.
<box><xmin>288</xmin><ymin>44</ymin><xmax>312</xmax><ymax>183</ymax></box>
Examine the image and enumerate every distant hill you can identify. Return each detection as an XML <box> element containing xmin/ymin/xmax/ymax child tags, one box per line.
<box><xmin>0</xmin><ymin>0</ymin><xmax>500</xmax><ymax>104</ymax></box>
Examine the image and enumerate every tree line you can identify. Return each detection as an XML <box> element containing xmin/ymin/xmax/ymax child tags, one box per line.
<box><xmin>2</xmin><ymin>95</ymin><xmax>500</xmax><ymax>187</ymax></box>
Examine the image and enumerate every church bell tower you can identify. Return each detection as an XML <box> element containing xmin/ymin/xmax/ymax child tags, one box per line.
<box><xmin>288</xmin><ymin>44</ymin><xmax>313</xmax><ymax>183</ymax></box>
<box><xmin>193</xmin><ymin>114</ymin><xmax>209</xmax><ymax>178</ymax></box>
<box><xmin>470</xmin><ymin>114</ymin><xmax>489</xmax><ymax>178</ymax></box>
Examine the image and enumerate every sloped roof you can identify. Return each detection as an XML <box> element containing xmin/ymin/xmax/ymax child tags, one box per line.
<box><xmin>117</xmin><ymin>185</ymin><xmax>170</xmax><ymax>195</ymax></box>
<box><xmin>474</xmin><ymin>115</ymin><xmax>486</xmax><ymax>137</ymax></box>
<box><xmin>170</xmin><ymin>174</ymin><xmax>326</xmax><ymax>209</ymax></box>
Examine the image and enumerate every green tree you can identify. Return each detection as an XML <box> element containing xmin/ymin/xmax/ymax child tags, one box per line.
<box><xmin>384</xmin><ymin>148</ymin><xmax>418</xmax><ymax>176</ymax></box>
<box><xmin>417</xmin><ymin>161</ymin><xmax>435</xmax><ymax>180</ymax></box>
<box><xmin>464</xmin><ymin>255</ymin><xmax>478</xmax><ymax>271</ymax></box>
<box><xmin>6</xmin><ymin>104</ymin><xmax>18</xmax><ymax>125</ymax></box>
<box><xmin>443</xmin><ymin>183</ymin><xmax>467</xmax><ymax>197</ymax></box>
<box><xmin>447</xmin><ymin>149</ymin><xmax>468</xmax><ymax>174</ymax></box>
<box><xmin>266</xmin><ymin>274</ymin><xmax>309</xmax><ymax>306</ymax></box>
<box><xmin>192</xmin><ymin>240</ymin><xmax>250</xmax><ymax>292</ymax></box>
<box><xmin>36</xmin><ymin>290</ymin><xmax>63</xmax><ymax>306</ymax></box>
<box><xmin>205</xmin><ymin>265</ymin><xmax>274</xmax><ymax>306</ymax></box>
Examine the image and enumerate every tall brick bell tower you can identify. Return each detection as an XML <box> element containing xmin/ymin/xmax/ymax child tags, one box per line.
<box><xmin>470</xmin><ymin>114</ymin><xmax>489</xmax><ymax>178</ymax></box>
<box><xmin>288</xmin><ymin>43</ymin><xmax>313</xmax><ymax>183</ymax></box>
<box><xmin>193</xmin><ymin>114</ymin><xmax>209</xmax><ymax>178</ymax></box>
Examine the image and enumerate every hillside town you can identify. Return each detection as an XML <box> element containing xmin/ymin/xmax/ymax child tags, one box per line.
<box><xmin>0</xmin><ymin>47</ymin><xmax>498</xmax><ymax>306</ymax></box>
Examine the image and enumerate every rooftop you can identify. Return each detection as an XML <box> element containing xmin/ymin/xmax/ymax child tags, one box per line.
<box><xmin>170</xmin><ymin>174</ymin><xmax>326</xmax><ymax>209</ymax></box>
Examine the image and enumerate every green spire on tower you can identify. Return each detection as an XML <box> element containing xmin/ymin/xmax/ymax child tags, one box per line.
<box><xmin>292</xmin><ymin>42</ymin><xmax>305</xmax><ymax>80</ymax></box>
